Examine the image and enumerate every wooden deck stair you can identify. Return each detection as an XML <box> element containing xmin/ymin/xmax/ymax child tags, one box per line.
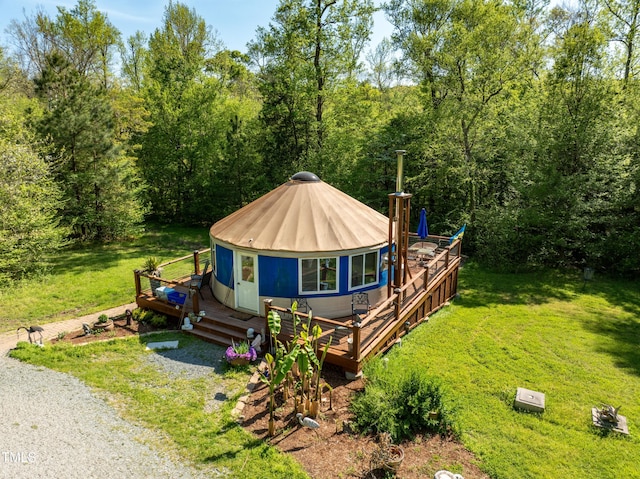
<box><xmin>188</xmin><ymin>315</ymin><xmax>261</xmax><ymax>346</ymax></box>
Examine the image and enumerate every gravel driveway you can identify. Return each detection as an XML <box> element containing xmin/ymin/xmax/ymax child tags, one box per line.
<box><xmin>0</xmin><ymin>343</ymin><xmax>229</xmax><ymax>479</ymax></box>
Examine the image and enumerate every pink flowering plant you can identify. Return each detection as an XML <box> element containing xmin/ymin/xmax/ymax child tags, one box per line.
<box><xmin>225</xmin><ymin>339</ymin><xmax>257</xmax><ymax>364</ymax></box>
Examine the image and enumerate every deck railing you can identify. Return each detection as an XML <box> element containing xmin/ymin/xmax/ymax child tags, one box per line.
<box><xmin>263</xmin><ymin>237</ymin><xmax>462</xmax><ymax>372</ymax></box>
<box><xmin>134</xmin><ymin>249</ymin><xmax>211</xmax><ymax>318</ymax></box>
<box><xmin>134</xmin><ymin>238</ymin><xmax>461</xmax><ymax>374</ymax></box>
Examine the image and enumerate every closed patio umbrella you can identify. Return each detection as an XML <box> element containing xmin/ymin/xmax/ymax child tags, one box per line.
<box><xmin>417</xmin><ymin>208</ymin><xmax>428</xmax><ymax>239</ymax></box>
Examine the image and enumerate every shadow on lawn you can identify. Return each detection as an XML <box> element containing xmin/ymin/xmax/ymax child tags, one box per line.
<box><xmin>459</xmin><ymin>263</ymin><xmax>640</xmax><ymax>376</ymax></box>
<box><xmin>456</xmin><ymin>263</ymin><xmax>575</xmax><ymax>308</ymax></box>
<box><xmin>582</xmin><ymin>285</ymin><xmax>640</xmax><ymax>377</ymax></box>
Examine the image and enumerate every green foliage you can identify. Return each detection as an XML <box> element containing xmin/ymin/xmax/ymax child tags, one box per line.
<box><xmin>248</xmin><ymin>0</ymin><xmax>375</xmax><ymax>182</ymax></box>
<box><xmin>350</xmin><ymin>361</ymin><xmax>458</xmax><ymax>442</ymax></box>
<box><xmin>141</xmin><ymin>256</ymin><xmax>161</xmax><ymax>274</ymax></box>
<box><xmin>97</xmin><ymin>314</ymin><xmax>109</xmax><ymax>323</ymax></box>
<box><xmin>138</xmin><ymin>3</ymin><xmax>263</xmax><ymax>225</ymax></box>
<box><xmin>0</xmin><ymin>55</ymin><xmax>66</xmax><ymax>282</ymax></box>
<box><xmin>34</xmin><ymin>52</ymin><xmax>146</xmax><ymax>241</ymax></box>
<box><xmin>231</xmin><ymin>339</ymin><xmax>250</xmax><ymax>354</ymax></box>
<box><xmin>133</xmin><ymin>308</ymin><xmax>168</xmax><ymax>329</ymax></box>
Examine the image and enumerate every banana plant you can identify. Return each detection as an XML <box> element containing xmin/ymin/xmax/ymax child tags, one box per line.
<box><xmin>261</xmin><ymin>342</ymin><xmax>300</xmax><ymax>436</ymax></box>
<box><xmin>267</xmin><ymin>309</ymin><xmax>282</xmax><ymax>356</ymax></box>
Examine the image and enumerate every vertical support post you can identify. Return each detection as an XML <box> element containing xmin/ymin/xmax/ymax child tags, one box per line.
<box><xmin>192</xmin><ymin>288</ymin><xmax>200</xmax><ymax>313</ymax></box>
<box><xmin>387</xmin><ymin>150</ymin><xmax>412</xmax><ymax>295</ymax></box>
<box><xmin>387</xmin><ymin>194</ymin><xmax>394</xmax><ymax>298</ymax></box>
<box><xmin>396</xmin><ymin>196</ymin><xmax>405</xmax><ymax>287</ymax></box>
<box><xmin>402</xmin><ymin>195</ymin><xmax>411</xmax><ymax>284</ymax></box>
<box><xmin>394</xmin><ymin>289</ymin><xmax>401</xmax><ymax>323</ymax></box>
<box><xmin>352</xmin><ymin>321</ymin><xmax>361</xmax><ymax>361</ymax></box>
<box><xmin>263</xmin><ymin>299</ymin><xmax>273</xmax><ymax>341</ymax></box>
<box><xmin>193</xmin><ymin>250</ymin><xmax>201</xmax><ymax>275</ymax></box>
<box><xmin>134</xmin><ymin>270</ymin><xmax>142</xmax><ymax>297</ymax></box>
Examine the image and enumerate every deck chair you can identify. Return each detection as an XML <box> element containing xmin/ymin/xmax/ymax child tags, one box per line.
<box><xmin>290</xmin><ymin>297</ymin><xmax>309</xmax><ymax>313</ymax></box>
<box><xmin>192</xmin><ymin>259</ymin><xmax>210</xmax><ymax>299</ymax></box>
<box><xmin>351</xmin><ymin>292</ymin><xmax>370</xmax><ymax>321</ymax></box>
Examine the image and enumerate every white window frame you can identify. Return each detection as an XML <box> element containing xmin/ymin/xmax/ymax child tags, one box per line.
<box><xmin>349</xmin><ymin>251</ymin><xmax>379</xmax><ymax>291</ymax></box>
<box><xmin>298</xmin><ymin>257</ymin><xmax>339</xmax><ymax>294</ymax></box>
<box><xmin>210</xmin><ymin>239</ymin><xmax>217</xmax><ymax>275</ymax></box>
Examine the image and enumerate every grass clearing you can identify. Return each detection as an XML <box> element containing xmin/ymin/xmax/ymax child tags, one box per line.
<box><xmin>372</xmin><ymin>263</ymin><xmax>640</xmax><ymax>477</ymax></box>
<box><xmin>0</xmin><ymin>224</ymin><xmax>209</xmax><ymax>332</ymax></box>
<box><xmin>10</xmin><ymin>332</ymin><xmax>309</xmax><ymax>479</ymax></box>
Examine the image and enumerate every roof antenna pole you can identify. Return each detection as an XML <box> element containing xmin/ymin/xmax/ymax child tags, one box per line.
<box><xmin>395</xmin><ymin>150</ymin><xmax>405</xmax><ymax>194</ymax></box>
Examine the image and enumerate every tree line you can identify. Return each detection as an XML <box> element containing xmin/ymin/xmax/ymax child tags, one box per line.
<box><xmin>1</xmin><ymin>0</ymin><xmax>638</xmax><ymax>281</ymax></box>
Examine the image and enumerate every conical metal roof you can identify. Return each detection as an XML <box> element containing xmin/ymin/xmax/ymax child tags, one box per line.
<box><xmin>209</xmin><ymin>174</ymin><xmax>389</xmax><ymax>253</ymax></box>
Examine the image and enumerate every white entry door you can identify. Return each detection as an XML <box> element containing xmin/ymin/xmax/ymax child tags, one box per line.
<box><xmin>235</xmin><ymin>252</ymin><xmax>259</xmax><ymax>313</ymax></box>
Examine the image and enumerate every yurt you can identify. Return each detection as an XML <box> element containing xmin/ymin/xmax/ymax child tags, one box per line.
<box><xmin>208</xmin><ymin>172</ymin><xmax>390</xmax><ymax>318</ymax></box>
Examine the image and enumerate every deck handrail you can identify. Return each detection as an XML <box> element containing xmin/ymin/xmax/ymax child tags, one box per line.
<box><xmin>155</xmin><ymin>248</ymin><xmax>211</xmax><ymax>270</ymax></box>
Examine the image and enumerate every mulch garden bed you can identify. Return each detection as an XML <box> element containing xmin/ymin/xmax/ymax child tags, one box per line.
<box><xmin>50</xmin><ymin>315</ymin><xmax>170</xmax><ymax>346</ymax></box>
<box><xmin>241</xmin><ymin>364</ymin><xmax>490</xmax><ymax>479</ymax></box>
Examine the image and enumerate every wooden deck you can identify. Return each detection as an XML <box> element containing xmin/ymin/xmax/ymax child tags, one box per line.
<box><xmin>267</xmin><ymin>236</ymin><xmax>462</xmax><ymax>374</ymax></box>
<box><xmin>134</xmin><ymin>235</ymin><xmax>462</xmax><ymax>375</ymax></box>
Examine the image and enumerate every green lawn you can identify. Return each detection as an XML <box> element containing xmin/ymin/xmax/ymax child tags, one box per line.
<box><xmin>10</xmin><ymin>333</ymin><xmax>309</xmax><ymax>479</ymax></box>
<box><xmin>377</xmin><ymin>263</ymin><xmax>640</xmax><ymax>478</ymax></box>
<box><xmin>5</xmin><ymin>229</ymin><xmax>640</xmax><ymax>478</ymax></box>
<box><xmin>0</xmin><ymin>224</ymin><xmax>210</xmax><ymax>332</ymax></box>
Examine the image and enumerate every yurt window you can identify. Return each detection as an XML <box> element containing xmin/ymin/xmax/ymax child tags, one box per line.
<box><xmin>349</xmin><ymin>251</ymin><xmax>379</xmax><ymax>290</ymax></box>
<box><xmin>299</xmin><ymin>257</ymin><xmax>338</xmax><ymax>294</ymax></box>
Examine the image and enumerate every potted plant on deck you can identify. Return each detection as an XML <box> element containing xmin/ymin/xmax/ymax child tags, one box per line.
<box><xmin>225</xmin><ymin>340</ymin><xmax>257</xmax><ymax>366</ymax></box>
<box><xmin>142</xmin><ymin>256</ymin><xmax>162</xmax><ymax>295</ymax></box>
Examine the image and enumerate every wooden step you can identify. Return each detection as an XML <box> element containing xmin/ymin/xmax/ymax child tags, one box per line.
<box><xmin>187</xmin><ymin>328</ymin><xmax>235</xmax><ymax>347</ymax></box>
<box><xmin>195</xmin><ymin>316</ymin><xmax>252</xmax><ymax>335</ymax></box>
<box><xmin>191</xmin><ymin>321</ymin><xmax>247</xmax><ymax>341</ymax></box>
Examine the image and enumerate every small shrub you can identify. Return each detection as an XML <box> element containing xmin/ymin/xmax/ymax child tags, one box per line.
<box><xmin>97</xmin><ymin>314</ymin><xmax>109</xmax><ymax>324</ymax></box>
<box><xmin>57</xmin><ymin>331</ymin><xmax>67</xmax><ymax>340</ymax></box>
<box><xmin>133</xmin><ymin>309</ymin><xmax>168</xmax><ymax>329</ymax></box>
<box><xmin>350</xmin><ymin>359</ymin><xmax>458</xmax><ymax>442</ymax></box>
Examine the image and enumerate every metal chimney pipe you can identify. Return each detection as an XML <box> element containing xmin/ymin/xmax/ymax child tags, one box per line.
<box><xmin>395</xmin><ymin>150</ymin><xmax>406</xmax><ymax>193</ymax></box>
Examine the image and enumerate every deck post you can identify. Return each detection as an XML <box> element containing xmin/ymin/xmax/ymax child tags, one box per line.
<box><xmin>445</xmin><ymin>247</ymin><xmax>450</xmax><ymax>268</ymax></box>
<box><xmin>424</xmin><ymin>267</ymin><xmax>429</xmax><ymax>290</ymax></box>
<box><xmin>394</xmin><ymin>290</ymin><xmax>401</xmax><ymax>322</ymax></box>
<box><xmin>263</xmin><ymin>299</ymin><xmax>273</xmax><ymax>341</ymax></box>
<box><xmin>193</xmin><ymin>250</ymin><xmax>201</xmax><ymax>275</ymax></box>
<box><xmin>134</xmin><ymin>270</ymin><xmax>142</xmax><ymax>297</ymax></box>
<box><xmin>192</xmin><ymin>287</ymin><xmax>200</xmax><ymax>313</ymax></box>
<box><xmin>352</xmin><ymin>321</ymin><xmax>362</xmax><ymax>361</ymax></box>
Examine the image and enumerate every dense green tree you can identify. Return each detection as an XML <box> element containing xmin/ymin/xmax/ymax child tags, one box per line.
<box><xmin>248</xmin><ymin>0</ymin><xmax>375</xmax><ymax>182</ymax></box>
<box><xmin>8</xmin><ymin>0</ymin><xmax>146</xmax><ymax>241</ymax></box>
<box><xmin>140</xmin><ymin>2</ymin><xmax>262</xmax><ymax>224</ymax></box>
<box><xmin>34</xmin><ymin>52</ymin><xmax>146</xmax><ymax>240</ymax></box>
<box><xmin>385</xmin><ymin>0</ymin><xmax>542</xmax><ymax>235</ymax></box>
<box><xmin>0</xmin><ymin>50</ymin><xmax>66</xmax><ymax>280</ymax></box>
<box><xmin>9</xmin><ymin>0</ymin><xmax>120</xmax><ymax>86</ymax></box>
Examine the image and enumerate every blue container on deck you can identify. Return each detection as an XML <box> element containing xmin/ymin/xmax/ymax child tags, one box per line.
<box><xmin>167</xmin><ymin>291</ymin><xmax>187</xmax><ymax>305</ymax></box>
